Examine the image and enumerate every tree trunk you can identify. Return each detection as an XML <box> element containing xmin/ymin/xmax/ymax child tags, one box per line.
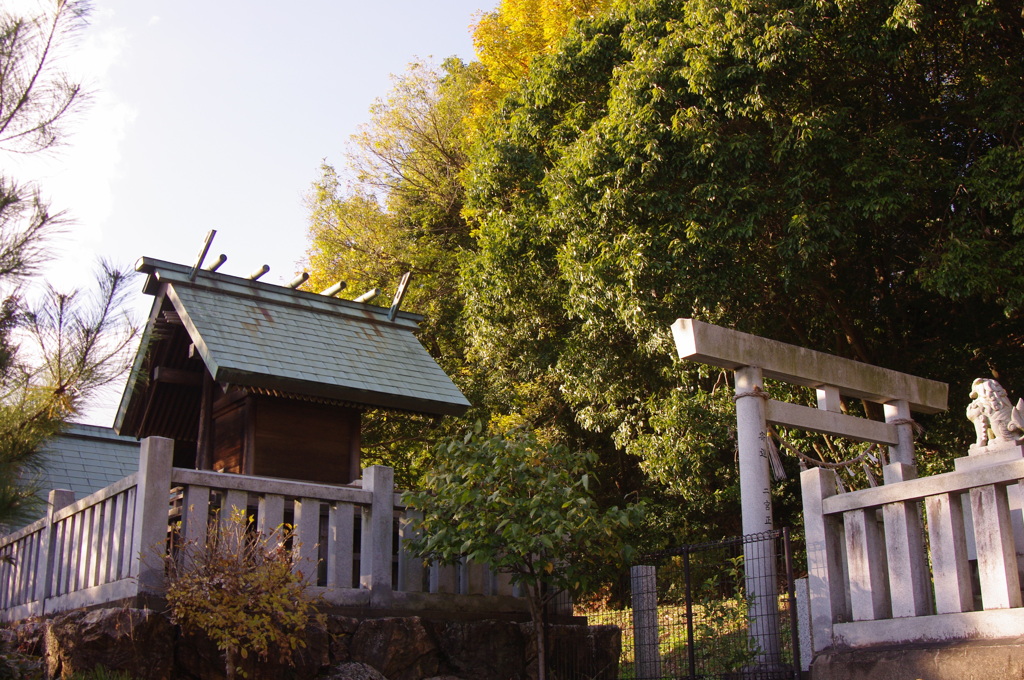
<box><xmin>528</xmin><ymin>587</ymin><xmax>547</xmax><ymax>680</ymax></box>
<box><xmin>225</xmin><ymin>646</ymin><xmax>237</xmax><ymax>680</ymax></box>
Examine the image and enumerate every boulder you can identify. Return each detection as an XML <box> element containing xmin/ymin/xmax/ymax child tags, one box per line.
<box><xmin>326</xmin><ymin>616</ymin><xmax>361</xmax><ymax>664</ymax></box>
<box><xmin>321</xmin><ymin>661</ymin><xmax>390</xmax><ymax>680</ymax></box>
<box><xmin>174</xmin><ymin>620</ymin><xmax>329</xmax><ymax>680</ymax></box>
<box><xmin>521</xmin><ymin>622</ymin><xmax>621</xmax><ymax>680</ymax></box>
<box><xmin>428</xmin><ymin>619</ymin><xmax>526</xmax><ymax>680</ymax></box>
<box><xmin>0</xmin><ymin>623</ymin><xmax>45</xmax><ymax>679</ymax></box>
<box><xmin>15</xmin><ymin>609</ymin><xmax>609</xmax><ymax>680</ymax></box>
<box><xmin>349</xmin><ymin>618</ymin><xmax>440</xmax><ymax>680</ymax></box>
<box><xmin>173</xmin><ymin>628</ymin><xmax>225</xmax><ymax>680</ymax></box>
<box><xmin>45</xmin><ymin>608</ymin><xmax>173</xmax><ymax>680</ymax></box>
<box><xmin>547</xmin><ymin>623</ymin><xmax>620</xmax><ymax>680</ymax></box>
<box><xmin>7</xmin><ymin>618</ymin><xmax>46</xmax><ymax>656</ymax></box>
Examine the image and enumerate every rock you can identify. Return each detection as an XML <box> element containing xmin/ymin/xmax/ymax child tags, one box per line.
<box><xmin>0</xmin><ymin>623</ymin><xmax>45</xmax><ymax>680</ymax></box>
<box><xmin>522</xmin><ymin>622</ymin><xmax>621</xmax><ymax>680</ymax></box>
<box><xmin>327</xmin><ymin>616</ymin><xmax>361</xmax><ymax>664</ymax></box>
<box><xmin>320</xmin><ymin>661</ymin><xmax>390</xmax><ymax>680</ymax></box>
<box><xmin>173</xmin><ymin>628</ymin><xmax>225</xmax><ymax>680</ymax></box>
<box><xmin>174</xmin><ymin>620</ymin><xmax>329</xmax><ymax>680</ymax></box>
<box><xmin>17</xmin><ymin>609</ymin><xmax>598</xmax><ymax>680</ymax></box>
<box><xmin>291</xmin><ymin>620</ymin><xmax>331</xmax><ymax>677</ymax></box>
<box><xmin>428</xmin><ymin>619</ymin><xmax>526</xmax><ymax>680</ymax></box>
<box><xmin>45</xmin><ymin>607</ymin><xmax>173</xmax><ymax>680</ymax></box>
<box><xmin>10</xmin><ymin>619</ymin><xmax>46</xmax><ymax>657</ymax></box>
<box><xmin>349</xmin><ymin>617</ymin><xmax>440</xmax><ymax>680</ymax></box>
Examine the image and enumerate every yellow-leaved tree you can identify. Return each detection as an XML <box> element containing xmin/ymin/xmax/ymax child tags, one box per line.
<box><xmin>469</xmin><ymin>0</ymin><xmax>616</xmax><ymax>128</ymax></box>
<box><xmin>304</xmin><ymin>58</ymin><xmax>486</xmax><ymax>488</ymax></box>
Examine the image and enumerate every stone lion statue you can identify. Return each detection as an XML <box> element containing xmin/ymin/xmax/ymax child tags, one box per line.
<box><xmin>967</xmin><ymin>378</ymin><xmax>1024</xmax><ymax>447</ymax></box>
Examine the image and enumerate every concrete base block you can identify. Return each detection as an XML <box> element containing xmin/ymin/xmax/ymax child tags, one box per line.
<box><xmin>811</xmin><ymin>639</ymin><xmax>1024</xmax><ymax>680</ymax></box>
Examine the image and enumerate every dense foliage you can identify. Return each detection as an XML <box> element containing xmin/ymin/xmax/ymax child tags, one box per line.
<box><xmin>304</xmin><ymin>59</ymin><xmax>486</xmax><ymax>487</ymax></box>
<box><xmin>469</xmin><ymin>0</ymin><xmax>617</xmax><ymax>127</ymax></box>
<box><xmin>307</xmin><ymin>0</ymin><xmax>1024</xmax><ymax>544</ymax></box>
<box><xmin>462</xmin><ymin>0</ymin><xmax>1024</xmax><ymax>537</ymax></box>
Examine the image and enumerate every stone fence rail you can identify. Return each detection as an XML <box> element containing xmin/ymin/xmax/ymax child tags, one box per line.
<box><xmin>0</xmin><ymin>436</ymin><xmax>526</xmax><ymax>623</ymax></box>
<box><xmin>802</xmin><ymin>455</ymin><xmax>1024</xmax><ymax>652</ymax></box>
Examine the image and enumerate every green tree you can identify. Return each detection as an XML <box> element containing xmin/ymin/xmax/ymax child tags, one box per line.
<box><xmin>404</xmin><ymin>424</ymin><xmax>641</xmax><ymax>680</ymax></box>
<box><xmin>0</xmin><ymin>0</ymin><xmax>137</xmax><ymax>526</ymax></box>
<box><xmin>0</xmin><ymin>262</ymin><xmax>137</xmax><ymax>525</ymax></box>
<box><xmin>462</xmin><ymin>0</ymin><xmax>1024</xmax><ymax>538</ymax></box>
<box><xmin>305</xmin><ymin>58</ymin><xmax>485</xmax><ymax>487</ymax></box>
<box><xmin>0</xmin><ymin>0</ymin><xmax>87</xmax><ymax>155</ymax></box>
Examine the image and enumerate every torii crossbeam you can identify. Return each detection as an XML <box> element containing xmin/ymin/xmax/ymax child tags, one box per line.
<box><xmin>671</xmin><ymin>319</ymin><xmax>947</xmax><ymax>669</ymax></box>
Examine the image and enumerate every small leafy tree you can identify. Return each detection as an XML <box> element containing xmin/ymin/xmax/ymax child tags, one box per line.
<box><xmin>164</xmin><ymin>509</ymin><xmax>325</xmax><ymax>680</ymax></box>
<box><xmin>404</xmin><ymin>424</ymin><xmax>643</xmax><ymax>680</ymax></box>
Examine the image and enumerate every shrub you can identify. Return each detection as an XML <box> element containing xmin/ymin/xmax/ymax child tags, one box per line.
<box><xmin>163</xmin><ymin>508</ymin><xmax>324</xmax><ymax>680</ymax></box>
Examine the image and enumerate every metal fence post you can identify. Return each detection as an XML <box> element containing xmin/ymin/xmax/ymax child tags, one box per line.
<box><xmin>683</xmin><ymin>548</ymin><xmax>696</xmax><ymax>679</ymax></box>
<box><xmin>631</xmin><ymin>564</ymin><xmax>661</xmax><ymax>680</ymax></box>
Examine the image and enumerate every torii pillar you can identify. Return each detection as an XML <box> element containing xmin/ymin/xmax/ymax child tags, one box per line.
<box><xmin>672</xmin><ymin>319</ymin><xmax>947</xmax><ymax>668</ymax></box>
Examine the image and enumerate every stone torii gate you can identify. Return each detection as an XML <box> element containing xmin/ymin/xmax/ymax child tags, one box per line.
<box><xmin>671</xmin><ymin>319</ymin><xmax>948</xmax><ymax>667</ymax></box>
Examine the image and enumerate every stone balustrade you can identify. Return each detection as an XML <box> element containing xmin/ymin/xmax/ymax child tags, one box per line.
<box><xmin>802</xmin><ymin>447</ymin><xmax>1024</xmax><ymax>653</ymax></box>
<box><xmin>0</xmin><ymin>436</ymin><xmax>526</xmax><ymax>622</ymax></box>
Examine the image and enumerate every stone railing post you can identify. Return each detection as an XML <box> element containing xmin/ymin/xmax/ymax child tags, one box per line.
<box><xmin>970</xmin><ymin>483</ymin><xmax>1022</xmax><ymax>609</ymax></box>
<box><xmin>429</xmin><ymin>562</ymin><xmax>458</xmax><ymax>594</ymax></box>
<box><xmin>293</xmin><ymin>498</ymin><xmax>321</xmax><ymax>586</ymax></box>
<box><xmin>494</xmin><ymin>570</ymin><xmax>515</xmax><ymax>597</ymax></box>
<box><xmin>925</xmin><ymin>491</ymin><xmax>973</xmax><ymax>613</ymax></box>
<box><xmin>882</xmin><ymin>463</ymin><xmax>931</xmax><ymax>617</ymax></box>
<box><xmin>631</xmin><ymin>565</ymin><xmax>661</xmax><ymax>680</ymax></box>
<box><xmin>132</xmin><ymin>436</ymin><xmax>173</xmax><ymax>594</ymax></box>
<box><xmin>462</xmin><ymin>558</ymin><xmax>489</xmax><ymax>595</ymax></box>
<box><xmin>398</xmin><ymin>509</ymin><xmax>424</xmax><ymax>593</ymax></box>
<box><xmin>33</xmin><ymin>488</ymin><xmax>75</xmax><ymax>612</ymax></box>
<box><xmin>360</xmin><ymin>465</ymin><xmax>394</xmax><ymax>606</ymax></box>
<box><xmin>844</xmin><ymin>507</ymin><xmax>890</xmax><ymax>621</ymax></box>
<box><xmin>327</xmin><ymin>501</ymin><xmax>354</xmax><ymax>589</ymax></box>
<box><xmin>881</xmin><ymin>399</ymin><xmax>932</xmax><ymax>616</ymax></box>
<box><xmin>800</xmin><ymin>467</ymin><xmax>847</xmax><ymax>653</ymax></box>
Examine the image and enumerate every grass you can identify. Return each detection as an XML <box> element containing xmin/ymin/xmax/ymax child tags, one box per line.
<box><xmin>68</xmin><ymin>668</ymin><xmax>139</xmax><ymax>680</ymax></box>
<box><xmin>579</xmin><ymin>594</ymin><xmax>795</xmax><ymax>679</ymax></box>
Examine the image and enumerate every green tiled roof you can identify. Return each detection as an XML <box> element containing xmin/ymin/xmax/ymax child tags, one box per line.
<box><xmin>116</xmin><ymin>258</ymin><xmax>469</xmax><ymax>427</ymax></box>
<box><xmin>39</xmin><ymin>424</ymin><xmax>139</xmax><ymax>500</ymax></box>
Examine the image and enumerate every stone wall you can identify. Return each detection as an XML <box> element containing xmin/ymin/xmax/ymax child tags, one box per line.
<box><xmin>2</xmin><ymin>608</ymin><xmax>621</xmax><ymax>680</ymax></box>
<box><xmin>811</xmin><ymin>640</ymin><xmax>1024</xmax><ymax>680</ymax></box>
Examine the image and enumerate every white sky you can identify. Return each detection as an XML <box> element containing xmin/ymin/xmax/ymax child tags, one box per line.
<box><xmin>9</xmin><ymin>0</ymin><xmax>493</xmax><ymax>424</ymax></box>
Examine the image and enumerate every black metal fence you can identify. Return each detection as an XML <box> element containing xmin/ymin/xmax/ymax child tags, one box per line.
<box><xmin>561</xmin><ymin>529</ymin><xmax>801</xmax><ymax>680</ymax></box>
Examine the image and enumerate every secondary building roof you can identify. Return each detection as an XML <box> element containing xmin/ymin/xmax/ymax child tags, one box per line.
<box><xmin>38</xmin><ymin>424</ymin><xmax>139</xmax><ymax>501</ymax></box>
<box><xmin>115</xmin><ymin>258</ymin><xmax>470</xmax><ymax>439</ymax></box>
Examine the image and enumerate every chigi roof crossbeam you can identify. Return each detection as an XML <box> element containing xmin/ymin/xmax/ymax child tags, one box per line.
<box><xmin>116</xmin><ymin>256</ymin><xmax>470</xmax><ymax>441</ymax></box>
